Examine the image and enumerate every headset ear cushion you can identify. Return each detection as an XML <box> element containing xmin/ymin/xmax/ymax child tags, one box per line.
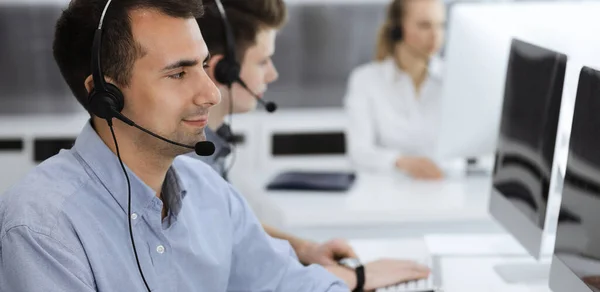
<box><xmin>214</xmin><ymin>58</ymin><xmax>241</xmax><ymax>86</ymax></box>
<box><xmin>105</xmin><ymin>83</ymin><xmax>125</xmax><ymax>112</ymax></box>
<box><xmin>390</xmin><ymin>25</ymin><xmax>403</xmax><ymax>42</ymax></box>
<box><xmin>87</xmin><ymin>83</ymin><xmax>125</xmax><ymax>120</ymax></box>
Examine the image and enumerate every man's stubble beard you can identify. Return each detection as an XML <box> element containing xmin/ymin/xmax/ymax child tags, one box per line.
<box><xmin>132</xmin><ymin>126</ymin><xmax>207</xmax><ymax>158</ymax></box>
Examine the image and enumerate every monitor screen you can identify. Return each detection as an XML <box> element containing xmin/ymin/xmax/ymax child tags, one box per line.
<box><xmin>551</xmin><ymin>67</ymin><xmax>600</xmax><ymax>292</ymax></box>
<box><xmin>490</xmin><ymin>38</ymin><xmax>566</xmax><ymax>258</ymax></box>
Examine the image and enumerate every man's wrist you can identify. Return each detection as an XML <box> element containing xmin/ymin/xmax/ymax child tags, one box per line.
<box><xmin>294</xmin><ymin>239</ymin><xmax>317</xmax><ymax>264</ymax></box>
<box><xmin>338</xmin><ymin>258</ymin><xmax>365</xmax><ymax>292</ymax></box>
<box><xmin>326</xmin><ymin>265</ymin><xmax>357</xmax><ymax>290</ymax></box>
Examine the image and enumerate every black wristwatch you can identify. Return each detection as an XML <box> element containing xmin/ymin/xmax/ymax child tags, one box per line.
<box><xmin>338</xmin><ymin>258</ymin><xmax>365</xmax><ymax>292</ymax></box>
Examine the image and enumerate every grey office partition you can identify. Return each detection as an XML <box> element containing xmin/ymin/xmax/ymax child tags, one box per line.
<box><xmin>0</xmin><ymin>3</ymin><xmax>78</xmax><ymax>115</ymax></box>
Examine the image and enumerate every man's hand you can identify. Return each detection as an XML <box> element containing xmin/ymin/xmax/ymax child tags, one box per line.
<box><xmin>395</xmin><ymin>157</ymin><xmax>443</xmax><ymax>180</ymax></box>
<box><xmin>326</xmin><ymin>259</ymin><xmax>430</xmax><ymax>291</ymax></box>
<box><xmin>363</xmin><ymin>259</ymin><xmax>430</xmax><ymax>291</ymax></box>
<box><xmin>297</xmin><ymin>239</ymin><xmax>358</xmax><ymax>266</ymax></box>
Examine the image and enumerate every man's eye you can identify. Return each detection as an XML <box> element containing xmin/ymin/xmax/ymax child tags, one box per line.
<box><xmin>169</xmin><ymin>72</ymin><xmax>186</xmax><ymax>79</ymax></box>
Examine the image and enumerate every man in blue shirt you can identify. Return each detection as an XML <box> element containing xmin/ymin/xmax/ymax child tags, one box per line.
<box><xmin>0</xmin><ymin>0</ymin><xmax>348</xmax><ymax>291</ymax></box>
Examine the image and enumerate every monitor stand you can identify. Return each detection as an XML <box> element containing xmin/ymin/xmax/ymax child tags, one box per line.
<box><xmin>493</xmin><ymin>259</ymin><xmax>551</xmax><ymax>284</ymax></box>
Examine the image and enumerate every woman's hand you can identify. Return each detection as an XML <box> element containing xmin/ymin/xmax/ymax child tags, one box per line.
<box><xmin>396</xmin><ymin>157</ymin><xmax>444</xmax><ymax>180</ymax></box>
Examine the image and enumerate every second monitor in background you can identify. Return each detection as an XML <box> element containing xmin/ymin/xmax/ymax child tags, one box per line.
<box><xmin>436</xmin><ymin>1</ymin><xmax>600</xmax><ymax>162</ymax></box>
<box><xmin>489</xmin><ymin>38</ymin><xmax>567</xmax><ymax>282</ymax></box>
<box><xmin>550</xmin><ymin>67</ymin><xmax>600</xmax><ymax>292</ymax></box>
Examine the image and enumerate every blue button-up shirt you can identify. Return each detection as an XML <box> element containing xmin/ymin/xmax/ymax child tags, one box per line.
<box><xmin>0</xmin><ymin>122</ymin><xmax>348</xmax><ymax>292</ymax></box>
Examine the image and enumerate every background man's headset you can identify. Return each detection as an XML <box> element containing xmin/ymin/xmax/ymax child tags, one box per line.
<box><xmin>88</xmin><ymin>0</ymin><xmax>215</xmax><ymax>290</ymax></box>
<box><xmin>210</xmin><ymin>0</ymin><xmax>278</xmax><ymax>178</ymax></box>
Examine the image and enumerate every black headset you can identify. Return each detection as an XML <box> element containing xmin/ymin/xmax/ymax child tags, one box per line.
<box><xmin>88</xmin><ymin>0</ymin><xmax>126</xmax><ymax>121</ymax></box>
<box><xmin>213</xmin><ymin>0</ymin><xmax>240</xmax><ymax>88</ymax></box>
<box><xmin>389</xmin><ymin>0</ymin><xmax>404</xmax><ymax>42</ymax></box>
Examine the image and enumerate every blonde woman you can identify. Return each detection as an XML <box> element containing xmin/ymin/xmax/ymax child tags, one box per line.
<box><xmin>344</xmin><ymin>0</ymin><xmax>448</xmax><ymax>179</ymax></box>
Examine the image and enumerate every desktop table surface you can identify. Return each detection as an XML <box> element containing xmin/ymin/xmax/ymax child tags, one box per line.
<box><xmin>263</xmin><ymin>171</ymin><xmax>494</xmax><ymax>229</ymax></box>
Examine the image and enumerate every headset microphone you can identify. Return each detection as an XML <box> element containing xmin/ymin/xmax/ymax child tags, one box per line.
<box><xmin>234</xmin><ymin>77</ymin><xmax>277</xmax><ymax>113</ymax></box>
<box><xmin>108</xmin><ymin>110</ymin><xmax>215</xmax><ymax>156</ymax></box>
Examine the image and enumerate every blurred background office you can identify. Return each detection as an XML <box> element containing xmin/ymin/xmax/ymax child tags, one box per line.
<box><xmin>4</xmin><ymin>1</ymin><xmax>600</xmax><ymax>292</ymax></box>
<box><xmin>0</xmin><ymin>0</ymin><xmax>560</xmax><ymax>115</ymax></box>
<box><xmin>0</xmin><ymin>0</ymin><xmax>590</xmax><ymax>225</ymax></box>
<box><xmin>0</xmin><ymin>0</ymin><xmax>487</xmax><ymax>200</ymax></box>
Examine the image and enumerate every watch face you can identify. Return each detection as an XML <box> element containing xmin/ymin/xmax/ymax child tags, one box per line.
<box><xmin>339</xmin><ymin>258</ymin><xmax>362</xmax><ymax>269</ymax></box>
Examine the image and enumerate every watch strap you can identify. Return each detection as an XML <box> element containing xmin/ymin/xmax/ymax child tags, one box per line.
<box><xmin>352</xmin><ymin>265</ymin><xmax>365</xmax><ymax>292</ymax></box>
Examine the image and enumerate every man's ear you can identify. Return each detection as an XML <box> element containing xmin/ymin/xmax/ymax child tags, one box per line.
<box><xmin>207</xmin><ymin>54</ymin><xmax>225</xmax><ymax>86</ymax></box>
<box><xmin>84</xmin><ymin>75</ymin><xmax>118</xmax><ymax>94</ymax></box>
<box><xmin>84</xmin><ymin>75</ymin><xmax>94</xmax><ymax>95</ymax></box>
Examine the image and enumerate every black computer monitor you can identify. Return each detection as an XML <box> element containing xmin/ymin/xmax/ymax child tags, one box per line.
<box><xmin>550</xmin><ymin>66</ymin><xmax>600</xmax><ymax>292</ymax></box>
<box><xmin>489</xmin><ymin>38</ymin><xmax>567</xmax><ymax>259</ymax></box>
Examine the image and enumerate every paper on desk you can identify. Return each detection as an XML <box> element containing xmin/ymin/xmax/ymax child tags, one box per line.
<box><xmin>425</xmin><ymin>233</ymin><xmax>528</xmax><ymax>256</ymax></box>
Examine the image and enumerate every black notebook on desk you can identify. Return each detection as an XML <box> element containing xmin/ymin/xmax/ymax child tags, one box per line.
<box><xmin>266</xmin><ymin>171</ymin><xmax>356</xmax><ymax>192</ymax></box>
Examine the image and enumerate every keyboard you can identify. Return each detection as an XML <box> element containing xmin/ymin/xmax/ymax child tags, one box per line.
<box><xmin>375</xmin><ymin>258</ymin><xmax>440</xmax><ymax>292</ymax></box>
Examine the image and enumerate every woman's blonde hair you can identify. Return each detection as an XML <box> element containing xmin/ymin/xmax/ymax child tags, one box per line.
<box><xmin>375</xmin><ymin>0</ymin><xmax>406</xmax><ymax>61</ymax></box>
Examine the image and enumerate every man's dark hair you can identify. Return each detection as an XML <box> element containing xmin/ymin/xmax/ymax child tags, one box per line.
<box><xmin>196</xmin><ymin>0</ymin><xmax>287</xmax><ymax>63</ymax></box>
<box><xmin>53</xmin><ymin>0</ymin><xmax>204</xmax><ymax>113</ymax></box>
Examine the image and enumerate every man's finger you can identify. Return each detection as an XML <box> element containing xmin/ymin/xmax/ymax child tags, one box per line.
<box><xmin>392</xmin><ymin>260</ymin><xmax>431</xmax><ymax>272</ymax></box>
<box><xmin>330</xmin><ymin>240</ymin><xmax>359</xmax><ymax>258</ymax></box>
<box><xmin>404</xmin><ymin>269</ymin><xmax>430</xmax><ymax>281</ymax></box>
<box><xmin>411</xmin><ymin>263</ymin><xmax>431</xmax><ymax>273</ymax></box>
<box><xmin>319</xmin><ymin>257</ymin><xmax>338</xmax><ymax>266</ymax></box>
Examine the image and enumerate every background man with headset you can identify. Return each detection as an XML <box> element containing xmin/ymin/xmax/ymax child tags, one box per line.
<box><xmin>195</xmin><ymin>0</ymin><xmax>431</xmax><ymax>291</ymax></box>
<box><xmin>0</xmin><ymin>0</ymin><xmax>349</xmax><ymax>291</ymax></box>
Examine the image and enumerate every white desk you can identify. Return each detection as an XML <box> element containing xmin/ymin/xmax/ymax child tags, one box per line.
<box><xmin>350</xmin><ymin>237</ymin><xmax>552</xmax><ymax>292</ymax></box>
<box><xmin>267</xmin><ymin>172</ymin><xmax>492</xmax><ymax>227</ymax></box>
<box><xmin>249</xmin><ymin>170</ymin><xmax>500</xmax><ymax>239</ymax></box>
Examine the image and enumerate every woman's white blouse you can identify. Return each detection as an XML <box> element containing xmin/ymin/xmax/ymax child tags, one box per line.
<box><xmin>344</xmin><ymin>57</ymin><xmax>446</xmax><ymax>171</ymax></box>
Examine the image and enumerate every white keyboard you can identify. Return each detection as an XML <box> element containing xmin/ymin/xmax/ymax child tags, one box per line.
<box><xmin>376</xmin><ymin>277</ymin><xmax>435</xmax><ymax>292</ymax></box>
<box><xmin>375</xmin><ymin>258</ymin><xmax>439</xmax><ymax>292</ymax></box>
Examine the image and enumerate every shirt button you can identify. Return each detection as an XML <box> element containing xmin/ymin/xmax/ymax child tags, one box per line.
<box><xmin>157</xmin><ymin>245</ymin><xmax>165</xmax><ymax>254</ymax></box>
<box><xmin>131</xmin><ymin>213</ymin><xmax>138</xmax><ymax>220</ymax></box>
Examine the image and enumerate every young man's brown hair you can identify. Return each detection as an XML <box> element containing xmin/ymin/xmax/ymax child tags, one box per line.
<box><xmin>196</xmin><ymin>0</ymin><xmax>287</xmax><ymax>62</ymax></box>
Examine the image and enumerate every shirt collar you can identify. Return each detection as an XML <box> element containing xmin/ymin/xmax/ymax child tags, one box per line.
<box><xmin>72</xmin><ymin>121</ymin><xmax>187</xmax><ymax>216</ymax></box>
<box><xmin>382</xmin><ymin>56</ymin><xmax>444</xmax><ymax>84</ymax></box>
<box><xmin>161</xmin><ymin>166</ymin><xmax>187</xmax><ymax>219</ymax></box>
